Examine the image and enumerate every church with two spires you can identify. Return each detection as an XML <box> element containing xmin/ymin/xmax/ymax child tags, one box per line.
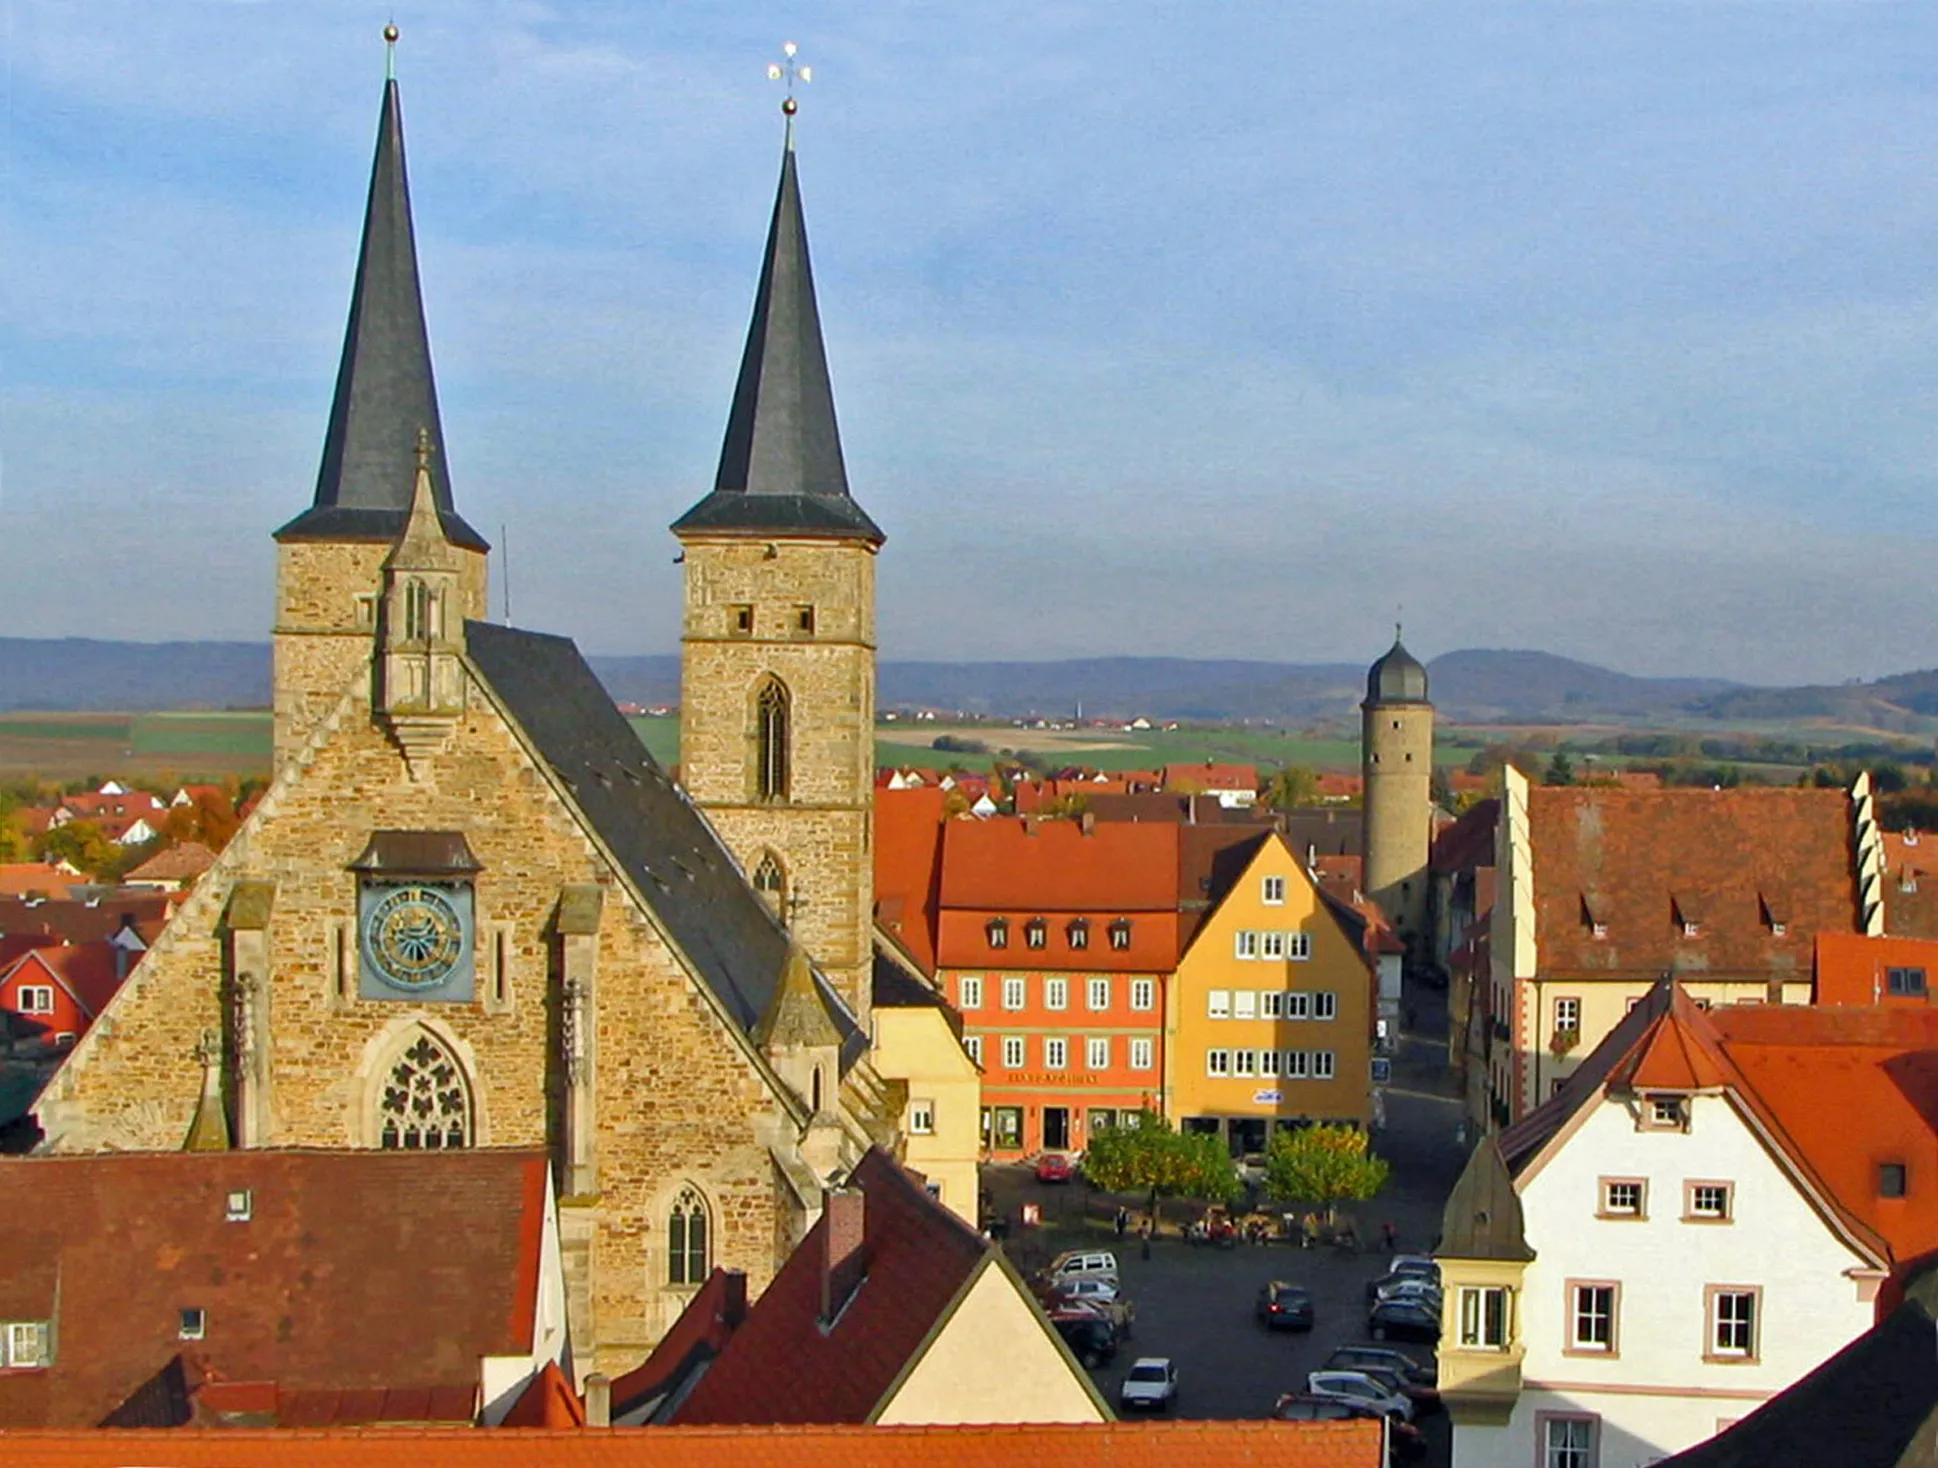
<box><xmin>34</xmin><ymin>59</ymin><xmax>951</xmax><ymax>1372</ymax></box>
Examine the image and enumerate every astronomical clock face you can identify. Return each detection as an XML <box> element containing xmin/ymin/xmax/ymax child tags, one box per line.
<box><xmin>358</xmin><ymin>881</ymin><xmax>475</xmax><ymax>1001</ymax></box>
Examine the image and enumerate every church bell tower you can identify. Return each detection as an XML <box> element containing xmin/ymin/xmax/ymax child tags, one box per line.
<box><xmin>271</xmin><ymin>51</ymin><xmax>487</xmax><ymax>776</ymax></box>
<box><xmin>672</xmin><ymin>114</ymin><xmax>882</xmax><ymax>1025</ymax></box>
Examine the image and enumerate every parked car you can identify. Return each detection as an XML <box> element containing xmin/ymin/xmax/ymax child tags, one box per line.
<box><xmin>1274</xmin><ymin>1394</ymin><xmax>1426</xmax><ymax>1458</ymax></box>
<box><xmin>1034</xmin><ymin>1152</ymin><xmax>1074</xmax><ymax>1183</ymax></box>
<box><xmin>1368</xmin><ymin>1296</ymin><xmax>1442</xmax><ymax>1343</ymax></box>
<box><xmin>1119</xmin><ymin>1357</ymin><xmax>1179</xmax><ymax>1412</ymax></box>
<box><xmin>1330</xmin><ymin>1362</ymin><xmax>1441</xmax><ymax>1414</ymax></box>
<box><xmin>1049</xmin><ymin>1276</ymin><xmax>1135</xmax><ymax>1338</ymax></box>
<box><xmin>1043</xmin><ymin>1249</ymin><xmax>1119</xmax><ymax>1285</ymax></box>
<box><xmin>1050</xmin><ymin>1312</ymin><xmax>1118</xmax><ymax>1370</ymax></box>
<box><xmin>1254</xmin><ymin>1280</ymin><xmax>1316</xmax><ymax>1332</ymax></box>
<box><xmin>1325</xmin><ymin>1344</ymin><xmax>1437</xmax><ymax>1387</ymax></box>
<box><xmin>1369</xmin><ymin>1275</ymin><xmax>1443</xmax><ymax>1308</ymax></box>
<box><xmin>1307</xmin><ymin>1369</ymin><xmax>1416</xmax><ymax>1423</ymax></box>
<box><xmin>1365</xmin><ymin>1260</ymin><xmax>1441</xmax><ymax>1302</ymax></box>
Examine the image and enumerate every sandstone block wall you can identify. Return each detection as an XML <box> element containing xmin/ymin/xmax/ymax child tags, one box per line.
<box><xmin>1362</xmin><ymin>701</ymin><xmax>1435</xmax><ymax>943</ymax></box>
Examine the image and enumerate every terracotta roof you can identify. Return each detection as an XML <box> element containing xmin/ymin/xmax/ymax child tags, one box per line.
<box><xmin>1429</xmin><ymin>799</ymin><xmax>1497</xmax><ymax>875</ymax></box>
<box><xmin>0</xmin><ymin>893</ymin><xmax>173</xmax><ymax>948</ymax></box>
<box><xmin>0</xmin><ymin>1421</ymin><xmax>1385</xmax><ymax>1466</ymax></box>
<box><xmin>1816</xmin><ymin>934</ymin><xmax>1938</xmax><ymax>1006</ymax></box>
<box><xmin>1162</xmin><ymin>762</ymin><xmax>1258</xmax><ymax>793</ymax></box>
<box><xmin>671</xmin><ymin>1149</ymin><xmax>1004</xmax><ymax>1425</ymax></box>
<box><xmin>0</xmin><ymin>942</ymin><xmax>127</xmax><ymax>1017</ymax></box>
<box><xmin>498</xmin><ymin>1362</ymin><xmax>585</xmax><ymax>1428</ymax></box>
<box><xmin>607</xmin><ymin>1268</ymin><xmax>747</xmax><ymax>1423</ymax></box>
<box><xmin>57</xmin><ymin>792</ymin><xmax>164</xmax><ymax>819</ymax></box>
<box><xmin>0</xmin><ymin>1150</ymin><xmax>550</xmax><ymax>1428</ymax></box>
<box><xmin>0</xmin><ymin>863</ymin><xmax>84</xmax><ymax>899</ymax></box>
<box><xmin>1527</xmin><ymin>787</ymin><xmax>1859</xmax><ymax>977</ymax></box>
<box><xmin>1881</xmin><ymin>831</ymin><xmax>1938</xmax><ymax>940</ymax></box>
<box><xmin>1606</xmin><ymin>986</ymin><xmax>1736</xmax><ymax>1092</ymax></box>
<box><xmin>874</xmin><ymin>788</ymin><xmax>950</xmax><ymax>974</ymax></box>
<box><xmin>126</xmin><ymin>842</ymin><xmax>220</xmax><ymax>884</ymax></box>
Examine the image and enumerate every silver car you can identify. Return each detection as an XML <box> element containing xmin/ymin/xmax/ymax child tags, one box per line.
<box><xmin>1306</xmin><ymin>1369</ymin><xmax>1416</xmax><ymax>1423</ymax></box>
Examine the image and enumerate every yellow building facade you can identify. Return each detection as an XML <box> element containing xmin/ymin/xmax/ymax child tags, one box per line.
<box><xmin>1169</xmin><ymin>833</ymin><xmax>1374</xmax><ymax>1148</ymax></box>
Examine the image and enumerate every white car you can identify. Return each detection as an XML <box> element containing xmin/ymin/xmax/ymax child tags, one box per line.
<box><xmin>1307</xmin><ymin>1369</ymin><xmax>1415</xmax><ymax>1423</ymax></box>
<box><xmin>1119</xmin><ymin>1357</ymin><xmax>1178</xmax><ymax>1412</ymax></box>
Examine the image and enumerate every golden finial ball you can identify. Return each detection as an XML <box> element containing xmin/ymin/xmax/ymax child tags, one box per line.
<box><xmin>782</xmin><ymin>97</ymin><xmax>798</xmax><ymax>116</ymax></box>
<box><xmin>384</xmin><ymin>23</ymin><xmax>399</xmax><ymax>42</ymax></box>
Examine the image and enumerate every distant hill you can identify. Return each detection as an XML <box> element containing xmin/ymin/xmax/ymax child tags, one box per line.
<box><xmin>9</xmin><ymin>634</ymin><xmax>1908</xmax><ymax>729</ymax></box>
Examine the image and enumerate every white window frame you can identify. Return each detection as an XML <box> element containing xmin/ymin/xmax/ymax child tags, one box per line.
<box><xmin>1130</xmin><ymin>977</ymin><xmax>1155</xmax><ymax>1011</ymax></box>
<box><xmin>958</xmin><ymin>975</ymin><xmax>983</xmax><ymax>1011</ymax></box>
<box><xmin>1233</xmin><ymin>1048</ymin><xmax>1257</xmax><ymax>1078</ymax></box>
<box><xmin>908</xmin><ymin>1099</ymin><xmax>936</xmax><ymax>1135</ymax></box>
<box><xmin>1261</xmin><ymin>991</ymin><xmax>1283</xmax><ymax>1019</ymax></box>
<box><xmin>1001</xmin><ymin>1035</ymin><xmax>1025</xmax><ymax>1069</ymax></box>
<box><xmin>1708</xmin><ymin>1287</ymin><xmax>1759</xmax><ymax>1360</ymax></box>
<box><xmin>1207</xmin><ymin>1048</ymin><xmax>1231</xmax><ymax>1077</ymax></box>
<box><xmin>15</xmin><ymin>986</ymin><xmax>54</xmax><ymax>1016</ymax></box>
<box><xmin>1045</xmin><ymin>1037</ymin><xmax>1068</xmax><ymax>1070</ymax></box>
<box><xmin>1285</xmin><ymin>991</ymin><xmax>1310</xmax><ymax>1020</ymax></box>
<box><xmin>1087</xmin><ymin>1036</ymin><xmax>1110</xmax><ymax>1070</ymax></box>
<box><xmin>1312</xmin><ymin>1049</ymin><xmax>1337</xmax><ymax>1079</ymax></box>
<box><xmin>3</xmin><ymin>1321</ymin><xmax>49</xmax><ymax>1368</ymax></box>
<box><xmin>1554</xmin><ymin>995</ymin><xmax>1581</xmax><ymax>1035</ymax></box>
<box><xmin>1233</xmin><ymin>990</ymin><xmax>1258</xmax><ymax>1020</ymax></box>
<box><xmin>1002</xmin><ymin>977</ymin><xmax>1027</xmax><ymax>1011</ymax></box>
<box><xmin>1045</xmin><ymin>977</ymin><xmax>1068</xmax><ymax>1011</ymax></box>
<box><xmin>1283</xmin><ymin>1050</ymin><xmax>1309</xmax><ymax>1078</ymax></box>
<box><xmin>1087</xmin><ymin>977</ymin><xmax>1111</xmax><ymax>1011</ymax></box>
<box><xmin>1109</xmin><ymin>919</ymin><xmax>1132</xmax><ymax>951</ymax></box>
<box><xmin>1129</xmin><ymin>1037</ymin><xmax>1154</xmax><ymax>1070</ymax></box>
<box><xmin>964</xmin><ymin>1035</ymin><xmax>984</xmax><ymax>1066</ymax></box>
<box><xmin>1287</xmin><ymin>931</ymin><xmax>1312</xmax><ymax>961</ymax></box>
<box><xmin>1458</xmin><ymin>1285</ymin><xmax>1509</xmax><ymax>1349</ymax></box>
<box><xmin>1570</xmin><ymin>1281</ymin><xmax>1618</xmax><ymax>1354</ymax></box>
<box><xmin>1314</xmin><ymin>991</ymin><xmax>1338</xmax><ymax>1021</ymax></box>
<box><xmin>1207</xmin><ymin>989</ymin><xmax>1230</xmax><ymax>1019</ymax></box>
<box><xmin>1261</xmin><ymin>930</ymin><xmax>1287</xmax><ymax>960</ymax></box>
<box><xmin>1260</xmin><ymin>1049</ymin><xmax>1281</xmax><ymax>1077</ymax></box>
<box><xmin>1234</xmin><ymin>930</ymin><xmax>1259</xmax><ymax>960</ymax></box>
<box><xmin>1262</xmin><ymin>874</ymin><xmax>1286</xmax><ymax>905</ymax></box>
<box><xmin>1542</xmin><ymin>1415</ymin><xmax>1598</xmax><ymax>1468</ymax></box>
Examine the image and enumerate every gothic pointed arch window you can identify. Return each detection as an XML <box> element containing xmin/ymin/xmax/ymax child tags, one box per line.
<box><xmin>753</xmin><ymin>850</ymin><xmax>788</xmax><ymax>917</ymax></box>
<box><xmin>755</xmin><ymin>677</ymin><xmax>792</xmax><ymax>802</ymax></box>
<box><xmin>667</xmin><ymin>1184</ymin><xmax>710</xmax><ymax>1286</ymax></box>
<box><xmin>378</xmin><ymin>1029</ymin><xmax>472</xmax><ymax>1149</ymax></box>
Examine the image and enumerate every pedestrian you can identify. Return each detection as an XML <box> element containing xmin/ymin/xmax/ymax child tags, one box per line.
<box><xmin>1381</xmin><ymin>1220</ymin><xmax>1399</xmax><ymax>1253</ymax></box>
<box><xmin>1140</xmin><ymin>1221</ymin><xmax>1153</xmax><ymax>1261</ymax></box>
<box><xmin>1114</xmin><ymin>1205</ymin><xmax>1129</xmax><ymax>1239</ymax></box>
<box><xmin>1301</xmin><ymin>1212</ymin><xmax>1320</xmax><ymax>1250</ymax></box>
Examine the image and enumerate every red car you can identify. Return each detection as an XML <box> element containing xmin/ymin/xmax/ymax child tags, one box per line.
<box><xmin>1035</xmin><ymin>1152</ymin><xmax>1074</xmax><ymax>1183</ymax></box>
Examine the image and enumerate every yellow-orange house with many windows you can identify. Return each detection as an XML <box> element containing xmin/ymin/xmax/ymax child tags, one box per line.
<box><xmin>1169</xmin><ymin>831</ymin><xmax>1378</xmax><ymax>1151</ymax></box>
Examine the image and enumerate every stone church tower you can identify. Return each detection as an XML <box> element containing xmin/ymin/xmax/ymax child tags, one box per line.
<box><xmin>1361</xmin><ymin>631</ymin><xmax>1434</xmax><ymax>952</ymax></box>
<box><xmin>672</xmin><ymin>140</ymin><xmax>882</xmax><ymax>1025</ymax></box>
<box><xmin>271</xmin><ymin>74</ymin><xmax>488</xmax><ymax>774</ymax></box>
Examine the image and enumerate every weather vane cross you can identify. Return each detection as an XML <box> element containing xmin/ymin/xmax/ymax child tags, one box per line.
<box><xmin>768</xmin><ymin>41</ymin><xmax>812</xmax><ymax>145</ymax></box>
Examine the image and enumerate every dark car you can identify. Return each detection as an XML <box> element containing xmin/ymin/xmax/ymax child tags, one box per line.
<box><xmin>1326</xmin><ymin>1344</ymin><xmax>1437</xmax><ymax>1387</ymax></box>
<box><xmin>1273</xmin><ymin>1394</ymin><xmax>1426</xmax><ymax>1458</ymax></box>
<box><xmin>1368</xmin><ymin>1296</ymin><xmax>1441</xmax><ymax>1344</ymax></box>
<box><xmin>1051</xmin><ymin>1312</ymin><xmax>1118</xmax><ymax>1369</ymax></box>
<box><xmin>1255</xmin><ymin>1281</ymin><xmax>1316</xmax><ymax>1332</ymax></box>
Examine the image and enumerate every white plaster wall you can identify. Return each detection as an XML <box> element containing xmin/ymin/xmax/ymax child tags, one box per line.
<box><xmin>1477</xmin><ymin>1094</ymin><xmax>1877</xmax><ymax>1465</ymax></box>
<box><xmin>1456</xmin><ymin>1388</ymin><xmax>1763</xmax><ymax>1468</ymax></box>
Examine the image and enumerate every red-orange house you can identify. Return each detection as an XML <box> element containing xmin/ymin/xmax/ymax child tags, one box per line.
<box><xmin>0</xmin><ymin>943</ymin><xmax>130</xmax><ymax>1051</ymax></box>
<box><xmin>937</xmin><ymin>818</ymin><xmax>1180</xmax><ymax>1156</ymax></box>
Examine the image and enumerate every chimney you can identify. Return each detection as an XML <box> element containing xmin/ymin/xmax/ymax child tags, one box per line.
<box><xmin>819</xmin><ymin>1187</ymin><xmax>867</xmax><ymax>1325</ymax></box>
<box><xmin>1080</xmin><ymin>810</ymin><xmax>1096</xmax><ymax>836</ymax></box>
<box><xmin>583</xmin><ymin>1372</ymin><xmax>611</xmax><ymax>1428</ymax></box>
<box><xmin>721</xmin><ymin>1269</ymin><xmax>749</xmax><ymax>1328</ymax></box>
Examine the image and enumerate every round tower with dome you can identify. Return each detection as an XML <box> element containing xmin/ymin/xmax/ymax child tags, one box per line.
<box><xmin>1360</xmin><ymin>629</ymin><xmax>1435</xmax><ymax>953</ymax></box>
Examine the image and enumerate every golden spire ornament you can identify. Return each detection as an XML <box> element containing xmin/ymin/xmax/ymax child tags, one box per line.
<box><xmin>767</xmin><ymin>40</ymin><xmax>812</xmax><ymax>148</ymax></box>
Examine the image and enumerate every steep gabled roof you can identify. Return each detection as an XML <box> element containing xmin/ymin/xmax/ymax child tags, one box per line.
<box><xmin>0</xmin><ymin>942</ymin><xmax>126</xmax><ymax>1018</ymax></box>
<box><xmin>672</xmin><ymin>149</ymin><xmax>882</xmax><ymax>545</ymax></box>
<box><xmin>275</xmin><ymin>79</ymin><xmax>485</xmax><ymax>551</ymax></box>
<box><xmin>1438</xmin><ymin>1134</ymin><xmax>1533</xmax><ymax>1263</ymax></box>
<box><xmin>463</xmin><ymin>621</ymin><xmax>862</xmax><ymax>1071</ymax></box>
<box><xmin>873</xmin><ymin>787</ymin><xmax>950</xmax><ymax>974</ymax></box>
<box><xmin>1605</xmin><ymin>985</ymin><xmax>1735</xmax><ymax>1093</ymax></box>
<box><xmin>670</xmin><ymin>1149</ymin><xmax>998</xmax><ymax>1424</ymax></box>
<box><xmin>0</xmin><ymin>1150</ymin><xmax>548</xmax><ymax>1428</ymax></box>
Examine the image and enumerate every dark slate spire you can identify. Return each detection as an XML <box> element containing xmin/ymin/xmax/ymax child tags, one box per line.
<box><xmin>672</xmin><ymin>148</ymin><xmax>883</xmax><ymax>544</ymax></box>
<box><xmin>276</xmin><ymin>77</ymin><xmax>487</xmax><ymax>551</ymax></box>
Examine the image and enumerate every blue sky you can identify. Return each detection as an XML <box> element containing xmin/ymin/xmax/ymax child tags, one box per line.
<box><xmin>4</xmin><ymin>2</ymin><xmax>1937</xmax><ymax>685</ymax></box>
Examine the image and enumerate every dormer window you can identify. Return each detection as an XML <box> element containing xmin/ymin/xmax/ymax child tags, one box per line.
<box><xmin>1067</xmin><ymin>918</ymin><xmax>1089</xmax><ymax>950</ymax></box>
<box><xmin>1025</xmin><ymin>918</ymin><xmax>1047</xmax><ymax>950</ymax></box>
<box><xmin>1643</xmin><ymin>1095</ymin><xmax>1687</xmax><ymax>1131</ymax></box>
<box><xmin>3</xmin><ymin>1321</ymin><xmax>50</xmax><ymax>1369</ymax></box>
<box><xmin>1888</xmin><ymin>966</ymin><xmax>1928</xmax><ymax>997</ymax></box>
<box><xmin>1880</xmin><ymin>1162</ymin><xmax>1908</xmax><ymax>1198</ymax></box>
<box><xmin>1672</xmin><ymin>895</ymin><xmax>1704</xmax><ymax>940</ymax></box>
<box><xmin>179</xmin><ymin>1308</ymin><xmax>207</xmax><ymax>1341</ymax></box>
<box><xmin>986</xmin><ymin>918</ymin><xmax>1009</xmax><ymax>950</ymax></box>
<box><xmin>1110</xmin><ymin>919</ymin><xmax>1133</xmax><ymax>951</ymax></box>
<box><xmin>1760</xmin><ymin>892</ymin><xmax>1789</xmax><ymax>938</ymax></box>
<box><xmin>1580</xmin><ymin>894</ymin><xmax>1608</xmax><ymax>940</ymax></box>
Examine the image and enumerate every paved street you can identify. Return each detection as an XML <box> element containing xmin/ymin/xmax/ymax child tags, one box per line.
<box><xmin>986</xmin><ymin>980</ymin><xmax>1466</xmax><ymax>1451</ymax></box>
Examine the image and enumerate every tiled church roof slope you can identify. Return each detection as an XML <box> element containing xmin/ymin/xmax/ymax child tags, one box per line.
<box><xmin>464</xmin><ymin>621</ymin><xmax>862</xmax><ymax>1069</ymax></box>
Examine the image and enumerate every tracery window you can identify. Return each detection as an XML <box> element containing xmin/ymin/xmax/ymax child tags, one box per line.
<box><xmin>668</xmin><ymin>1185</ymin><xmax>710</xmax><ymax>1286</ymax></box>
<box><xmin>755</xmin><ymin>678</ymin><xmax>791</xmax><ymax>801</ymax></box>
<box><xmin>753</xmin><ymin>851</ymin><xmax>787</xmax><ymax>916</ymax></box>
<box><xmin>378</xmin><ymin>1031</ymin><xmax>471</xmax><ymax>1149</ymax></box>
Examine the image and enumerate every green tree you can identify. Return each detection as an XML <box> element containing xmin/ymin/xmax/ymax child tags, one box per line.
<box><xmin>32</xmin><ymin>820</ymin><xmax>120</xmax><ymax>880</ymax></box>
<box><xmin>1264</xmin><ymin>765</ymin><xmax>1320</xmax><ymax>809</ymax></box>
<box><xmin>1262</xmin><ymin>1123</ymin><xmax>1391</xmax><ymax>1223</ymax></box>
<box><xmin>1078</xmin><ymin>1109</ymin><xmax>1240</xmax><ymax>1227</ymax></box>
<box><xmin>1544</xmin><ymin>751</ymin><xmax>1576</xmax><ymax>787</ymax></box>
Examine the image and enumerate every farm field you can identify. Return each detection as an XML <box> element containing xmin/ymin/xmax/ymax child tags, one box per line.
<box><xmin>0</xmin><ymin>711</ymin><xmax>271</xmax><ymax>782</ymax></box>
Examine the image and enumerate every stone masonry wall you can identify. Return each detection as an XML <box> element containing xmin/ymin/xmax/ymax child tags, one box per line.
<box><xmin>1362</xmin><ymin>700</ymin><xmax>1435</xmax><ymax>943</ymax></box>
<box><xmin>42</xmin><ymin>654</ymin><xmax>797</xmax><ymax>1379</ymax></box>
<box><xmin>677</xmin><ymin>537</ymin><xmax>877</xmax><ymax>1020</ymax></box>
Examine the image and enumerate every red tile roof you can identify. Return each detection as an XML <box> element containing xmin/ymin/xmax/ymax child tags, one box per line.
<box><xmin>1162</xmin><ymin>762</ymin><xmax>1258</xmax><ymax>794</ymax></box>
<box><xmin>940</xmin><ymin>819</ymin><xmax>1178</xmax><ymax>912</ymax></box>
<box><xmin>874</xmin><ymin>788</ymin><xmax>951</xmax><ymax>975</ymax></box>
<box><xmin>1816</xmin><ymin>934</ymin><xmax>1938</xmax><ymax>1007</ymax></box>
<box><xmin>1430</xmin><ymin>799</ymin><xmax>1497</xmax><ymax>876</ymax></box>
<box><xmin>1881</xmin><ymin>831</ymin><xmax>1938</xmax><ymax>940</ymax></box>
<box><xmin>126</xmin><ymin>841</ymin><xmax>219</xmax><ymax>884</ymax></box>
<box><xmin>0</xmin><ymin>862</ymin><xmax>83</xmax><ymax>899</ymax></box>
<box><xmin>0</xmin><ymin>941</ymin><xmax>127</xmax><ymax>1017</ymax></box>
<box><xmin>1528</xmin><ymin>787</ymin><xmax>1859</xmax><ymax>977</ymax></box>
<box><xmin>0</xmin><ymin>893</ymin><xmax>174</xmax><ymax>949</ymax></box>
<box><xmin>498</xmin><ymin>1362</ymin><xmax>585</xmax><ymax>1428</ymax></box>
<box><xmin>0</xmin><ymin>1150</ymin><xmax>550</xmax><ymax>1428</ymax></box>
<box><xmin>0</xmin><ymin>1421</ymin><xmax>1385</xmax><ymax>1466</ymax></box>
<box><xmin>671</xmin><ymin>1150</ymin><xmax>1016</xmax><ymax>1425</ymax></box>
